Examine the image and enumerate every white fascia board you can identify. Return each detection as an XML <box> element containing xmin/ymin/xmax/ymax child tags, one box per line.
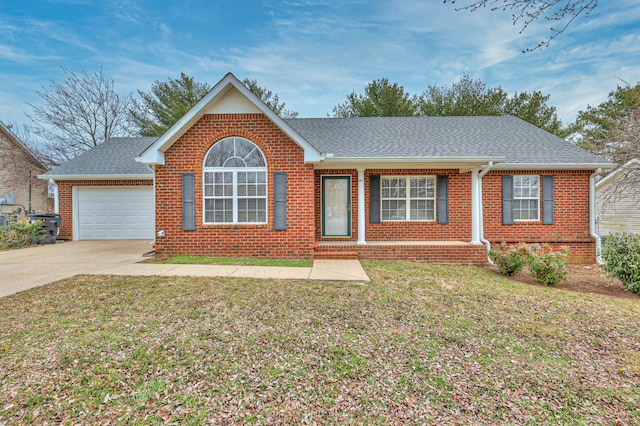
<box><xmin>36</xmin><ymin>174</ymin><xmax>153</xmax><ymax>181</ymax></box>
<box><xmin>135</xmin><ymin>149</ymin><xmax>165</xmax><ymax>166</ymax></box>
<box><xmin>316</xmin><ymin>156</ymin><xmax>505</xmax><ymax>164</ymax></box>
<box><xmin>493</xmin><ymin>163</ymin><xmax>615</xmax><ymax>171</ymax></box>
<box><xmin>595</xmin><ymin>158</ymin><xmax>640</xmax><ymax>187</ymax></box>
<box><xmin>136</xmin><ymin>73</ymin><xmax>322</xmax><ymax>165</ymax></box>
<box><xmin>313</xmin><ymin>156</ymin><xmax>505</xmax><ymax>170</ymax></box>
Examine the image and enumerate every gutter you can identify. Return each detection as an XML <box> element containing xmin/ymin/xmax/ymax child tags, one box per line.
<box><xmin>38</xmin><ymin>174</ymin><xmax>153</xmax><ymax>181</ymax></box>
<box><xmin>478</xmin><ymin>162</ymin><xmax>494</xmax><ymax>264</ymax></box>
<box><xmin>146</xmin><ymin>164</ymin><xmax>157</xmax><ymax>249</ymax></box>
<box><xmin>492</xmin><ymin>163</ymin><xmax>614</xmax><ymax>171</ymax></box>
<box><xmin>317</xmin><ymin>156</ymin><xmax>505</xmax><ymax>164</ymax></box>
<box><xmin>590</xmin><ymin>168</ymin><xmax>604</xmax><ymax>264</ymax></box>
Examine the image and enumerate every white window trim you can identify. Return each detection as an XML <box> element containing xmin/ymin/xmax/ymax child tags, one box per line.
<box><xmin>202</xmin><ymin>138</ymin><xmax>268</xmax><ymax>225</ymax></box>
<box><xmin>381</xmin><ymin>176</ymin><xmax>436</xmax><ymax>222</ymax></box>
<box><xmin>513</xmin><ymin>175</ymin><xmax>540</xmax><ymax>222</ymax></box>
<box><xmin>203</xmin><ymin>168</ymin><xmax>268</xmax><ymax>225</ymax></box>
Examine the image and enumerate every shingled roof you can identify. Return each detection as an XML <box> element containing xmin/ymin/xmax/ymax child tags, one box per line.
<box><xmin>285</xmin><ymin>116</ymin><xmax>610</xmax><ymax>167</ymax></box>
<box><xmin>40</xmin><ymin>137</ymin><xmax>156</xmax><ymax>179</ymax></box>
<box><xmin>43</xmin><ymin>116</ymin><xmax>610</xmax><ymax>179</ymax></box>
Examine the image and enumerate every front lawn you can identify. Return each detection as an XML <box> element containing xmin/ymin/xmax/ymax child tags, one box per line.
<box><xmin>1</xmin><ymin>261</ymin><xmax>638</xmax><ymax>424</ymax></box>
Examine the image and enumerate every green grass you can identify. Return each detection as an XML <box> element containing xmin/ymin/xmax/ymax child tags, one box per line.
<box><xmin>155</xmin><ymin>254</ymin><xmax>312</xmax><ymax>267</ymax></box>
<box><xmin>1</xmin><ymin>261</ymin><xmax>638</xmax><ymax>424</ymax></box>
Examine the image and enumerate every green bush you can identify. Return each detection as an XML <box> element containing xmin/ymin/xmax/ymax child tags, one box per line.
<box><xmin>528</xmin><ymin>244</ymin><xmax>569</xmax><ymax>286</ymax></box>
<box><xmin>490</xmin><ymin>243</ymin><xmax>570</xmax><ymax>286</ymax></box>
<box><xmin>0</xmin><ymin>216</ymin><xmax>44</xmax><ymax>249</ymax></box>
<box><xmin>489</xmin><ymin>243</ymin><xmax>531</xmax><ymax>276</ymax></box>
<box><xmin>601</xmin><ymin>233</ymin><xmax>640</xmax><ymax>294</ymax></box>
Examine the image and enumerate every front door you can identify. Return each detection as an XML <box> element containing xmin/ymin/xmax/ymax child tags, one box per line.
<box><xmin>322</xmin><ymin>176</ymin><xmax>351</xmax><ymax>237</ymax></box>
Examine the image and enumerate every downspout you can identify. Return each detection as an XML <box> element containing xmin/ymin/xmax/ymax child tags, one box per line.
<box><xmin>147</xmin><ymin>164</ymin><xmax>156</xmax><ymax>247</ymax></box>
<box><xmin>48</xmin><ymin>178</ymin><xmax>59</xmax><ymax>214</ymax></box>
<box><xmin>478</xmin><ymin>161</ymin><xmax>494</xmax><ymax>264</ymax></box>
<box><xmin>590</xmin><ymin>168</ymin><xmax>603</xmax><ymax>264</ymax></box>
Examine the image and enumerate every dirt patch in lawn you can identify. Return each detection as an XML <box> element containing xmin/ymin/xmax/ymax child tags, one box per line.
<box><xmin>489</xmin><ymin>263</ymin><xmax>640</xmax><ymax>300</ymax></box>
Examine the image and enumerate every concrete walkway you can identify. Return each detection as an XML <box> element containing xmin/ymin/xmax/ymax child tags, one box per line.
<box><xmin>0</xmin><ymin>240</ymin><xmax>370</xmax><ymax>298</ymax></box>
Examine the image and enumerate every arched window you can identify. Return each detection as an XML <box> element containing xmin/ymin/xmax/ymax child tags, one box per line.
<box><xmin>203</xmin><ymin>137</ymin><xmax>267</xmax><ymax>224</ymax></box>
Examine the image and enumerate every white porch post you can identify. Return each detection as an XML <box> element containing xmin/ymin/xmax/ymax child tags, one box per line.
<box><xmin>357</xmin><ymin>168</ymin><xmax>366</xmax><ymax>245</ymax></box>
<box><xmin>471</xmin><ymin>169</ymin><xmax>482</xmax><ymax>245</ymax></box>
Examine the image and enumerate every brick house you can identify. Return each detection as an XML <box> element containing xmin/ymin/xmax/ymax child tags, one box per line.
<box><xmin>41</xmin><ymin>73</ymin><xmax>612</xmax><ymax>264</ymax></box>
<box><xmin>1</xmin><ymin>122</ymin><xmax>51</xmax><ymax>213</ymax></box>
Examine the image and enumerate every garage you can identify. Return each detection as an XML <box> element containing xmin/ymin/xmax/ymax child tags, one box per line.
<box><xmin>75</xmin><ymin>187</ymin><xmax>154</xmax><ymax>240</ymax></box>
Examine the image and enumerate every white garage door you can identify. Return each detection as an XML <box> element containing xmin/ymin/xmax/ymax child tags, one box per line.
<box><xmin>76</xmin><ymin>187</ymin><xmax>154</xmax><ymax>240</ymax></box>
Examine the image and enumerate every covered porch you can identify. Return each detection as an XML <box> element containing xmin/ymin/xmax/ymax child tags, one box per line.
<box><xmin>314</xmin><ymin>160</ymin><xmax>498</xmax><ymax>265</ymax></box>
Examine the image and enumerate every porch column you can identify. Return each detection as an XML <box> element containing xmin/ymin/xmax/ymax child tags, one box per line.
<box><xmin>471</xmin><ymin>169</ymin><xmax>482</xmax><ymax>245</ymax></box>
<box><xmin>357</xmin><ymin>168</ymin><xmax>366</xmax><ymax>245</ymax></box>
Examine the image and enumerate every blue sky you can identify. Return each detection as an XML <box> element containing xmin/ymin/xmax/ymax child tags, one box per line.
<box><xmin>1</xmin><ymin>0</ymin><xmax>639</xmax><ymax>129</ymax></box>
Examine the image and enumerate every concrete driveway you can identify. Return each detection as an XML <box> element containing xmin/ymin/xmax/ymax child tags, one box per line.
<box><xmin>0</xmin><ymin>240</ymin><xmax>370</xmax><ymax>298</ymax></box>
<box><xmin>0</xmin><ymin>240</ymin><xmax>152</xmax><ymax>298</ymax></box>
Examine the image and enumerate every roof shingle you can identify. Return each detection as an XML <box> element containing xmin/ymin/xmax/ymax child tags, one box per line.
<box><xmin>285</xmin><ymin>116</ymin><xmax>609</xmax><ymax>166</ymax></box>
<box><xmin>41</xmin><ymin>137</ymin><xmax>156</xmax><ymax>178</ymax></box>
<box><xmin>43</xmin><ymin>116</ymin><xmax>610</xmax><ymax>178</ymax></box>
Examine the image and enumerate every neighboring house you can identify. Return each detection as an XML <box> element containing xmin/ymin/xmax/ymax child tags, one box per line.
<box><xmin>0</xmin><ymin>122</ymin><xmax>51</xmax><ymax>213</ymax></box>
<box><xmin>40</xmin><ymin>73</ymin><xmax>613</xmax><ymax>264</ymax></box>
<box><xmin>596</xmin><ymin>158</ymin><xmax>640</xmax><ymax>235</ymax></box>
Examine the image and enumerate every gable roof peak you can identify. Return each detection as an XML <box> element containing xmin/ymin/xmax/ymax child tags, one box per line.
<box><xmin>136</xmin><ymin>73</ymin><xmax>322</xmax><ymax>165</ymax></box>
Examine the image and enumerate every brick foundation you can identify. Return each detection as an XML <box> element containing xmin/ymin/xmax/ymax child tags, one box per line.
<box><xmin>315</xmin><ymin>242</ymin><xmax>487</xmax><ymax>265</ymax></box>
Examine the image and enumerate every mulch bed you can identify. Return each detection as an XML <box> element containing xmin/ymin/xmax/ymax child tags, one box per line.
<box><xmin>490</xmin><ymin>263</ymin><xmax>640</xmax><ymax>300</ymax></box>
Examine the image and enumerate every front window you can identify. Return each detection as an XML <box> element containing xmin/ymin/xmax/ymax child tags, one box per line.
<box><xmin>381</xmin><ymin>176</ymin><xmax>435</xmax><ymax>221</ymax></box>
<box><xmin>513</xmin><ymin>175</ymin><xmax>539</xmax><ymax>221</ymax></box>
<box><xmin>203</xmin><ymin>137</ymin><xmax>267</xmax><ymax>224</ymax></box>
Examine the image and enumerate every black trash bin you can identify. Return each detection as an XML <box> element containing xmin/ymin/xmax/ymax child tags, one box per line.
<box><xmin>28</xmin><ymin>213</ymin><xmax>63</xmax><ymax>244</ymax></box>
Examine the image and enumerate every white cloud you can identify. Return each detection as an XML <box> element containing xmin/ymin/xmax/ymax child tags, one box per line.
<box><xmin>1</xmin><ymin>0</ymin><xmax>639</xmax><ymax>126</ymax></box>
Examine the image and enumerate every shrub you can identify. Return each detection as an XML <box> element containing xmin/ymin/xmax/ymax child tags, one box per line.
<box><xmin>489</xmin><ymin>243</ymin><xmax>531</xmax><ymax>276</ymax></box>
<box><xmin>528</xmin><ymin>244</ymin><xmax>569</xmax><ymax>286</ymax></box>
<box><xmin>0</xmin><ymin>216</ymin><xmax>44</xmax><ymax>249</ymax></box>
<box><xmin>601</xmin><ymin>233</ymin><xmax>640</xmax><ymax>294</ymax></box>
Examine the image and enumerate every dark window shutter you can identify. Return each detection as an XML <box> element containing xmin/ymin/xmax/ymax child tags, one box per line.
<box><xmin>542</xmin><ymin>175</ymin><xmax>554</xmax><ymax>224</ymax></box>
<box><xmin>502</xmin><ymin>175</ymin><xmax>514</xmax><ymax>225</ymax></box>
<box><xmin>182</xmin><ymin>173</ymin><xmax>195</xmax><ymax>231</ymax></box>
<box><xmin>273</xmin><ymin>172</ymin><xmax>287</xmax><ymax>230</ymax></box>
<box><xmin>369</xmin><ymin>175</ymin><xmax>381</xmax><ymax>224</ymax></box>
<box><xmin>437</xmin><ymin>175</ymin><xmax>449</xmax><ymax>224</ymax></box>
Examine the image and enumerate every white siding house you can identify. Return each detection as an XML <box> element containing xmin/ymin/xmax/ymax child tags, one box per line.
<box><xmin>596</xmin><ymin>158</ymin><xmax>640</xmax><ymax>235</ymax></box>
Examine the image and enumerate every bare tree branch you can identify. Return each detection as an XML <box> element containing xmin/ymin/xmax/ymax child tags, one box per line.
<box><xmin>573</xmin><ymin>81</ymin><xmax>640</xmax><ymax>208</ymax></box>
<box><xmin>443</xmin><ymin>0</ymin><xmax>598</xmax><ymax>51</ymax></box>
<box><xmin>26</xmin><ymin>67</ymin><xmax>133</xmax><ymax>165</ymax></box>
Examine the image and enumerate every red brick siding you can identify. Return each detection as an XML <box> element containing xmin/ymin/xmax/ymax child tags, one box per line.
<box><xmin>313</xmin><ymin>169</ymin><xmax>595</xmax><ymax>263</ymax></box>
<box><xmin>482</xmin><ymin>170</ymin><xmax>595</xmax><ymax>263</ymax></box>
<box><xmin>316</xmin><ymin>243</ymin><xmax>487</xmax><ymax>265</ymax></box>
<box><xmin>315</xmin><ymin>169</ymin><xmax>473</xmax><ymax>242</ymax></box>
<box><xmin>154</xmin><ymin>114</ymin><xmax>316</xmax><ymax>260</ymax></box>
<box><xmin>366</xmin><ymin>169</ymin><xmax>472</xmax><ymax>242</ymax></box>
<box><xmin>56</xmin><ymin>179</ymin><xmax>152</xmax><ymax>240</ymax></box>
